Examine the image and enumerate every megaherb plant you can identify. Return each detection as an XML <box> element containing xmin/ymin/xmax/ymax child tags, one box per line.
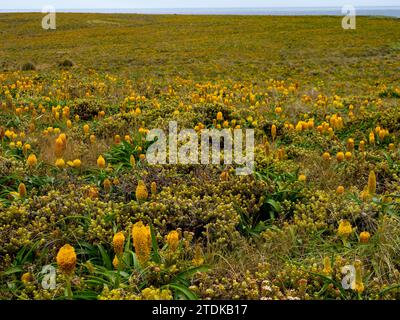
<box><xmin>2</xmin><ymin>222</ymin><xmax>208</xmax><ymax>300</ymax></box>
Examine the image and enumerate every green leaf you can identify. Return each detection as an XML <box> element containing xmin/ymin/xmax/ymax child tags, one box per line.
<box><xmin>174</xmin><ymin>265</ymin><xmax>209</xmax><ymax>280</ymax></box>
<box><xmin>164</xmin><ymin>283</ymin><xmax>198</xmax><ymax>300</ymax></box>
<box><xmin>70</xmin><ymin>291</ymin><xmax>98</xmax><ymax>300</ymax></box>
<box><xmin>96</xmin><ymin>244</ymin><xmax>112</xmax><ymax>270</ymax></box>
<box><xmin>266</xmin><ymin>198</ymin><xmax>281</xmax><ymax>212</ymax></box>
<box><xmin>129</xmin><ymin>250</ymin><xmax>140</xmax><ymax>270</ymax></box>
<box><xmin>1</xmin><ymin>266</ymin><xmax>23</xmax><ymax>276</ymax></box>
<box><xmin>149</xmin><ymin>223</ymin><xmax>161</xmax><ymax>263</ymax></box>
<box><xmin>379</xmin><ymin>284</ymin><xmax>400</xmax><ymax>297</ymax></box>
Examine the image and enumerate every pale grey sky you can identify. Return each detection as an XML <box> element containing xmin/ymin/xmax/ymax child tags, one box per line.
<box><xmin>1</xmin><ymin>1</ymin><xmax>399</xmax><ymax>9</ymax></box>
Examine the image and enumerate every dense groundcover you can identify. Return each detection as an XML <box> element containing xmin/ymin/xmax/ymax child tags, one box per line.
<box><xmin>0</xmin><ymin>14</ymin><xmax>399</xmax><ymax>300</ymax></box>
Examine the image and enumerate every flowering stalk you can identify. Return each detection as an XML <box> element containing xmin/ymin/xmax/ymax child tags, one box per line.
<box><xmin>65</xmin><ymin>276</ymin><xmax>73</xmax><ymax>300</ymax></box>
<box><xmin>56</xmin><ymin>244</ymin><xmax>76</xmax><ymax>300</ymax></box>
<box><xmin>113</xmin><ymin>232</ymin><xmax>125</xmax><ymax>288</ymax></box>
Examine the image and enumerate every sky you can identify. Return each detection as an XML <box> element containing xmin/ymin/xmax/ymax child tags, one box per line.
<box><xmin>1</xmin><ymin>0</ymin><xmax>399</xmax><ymax>9</ymax></box>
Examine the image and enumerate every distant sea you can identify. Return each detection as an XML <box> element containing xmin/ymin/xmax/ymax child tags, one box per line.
<box><xmin>1</xmin><ymin>7</ymin><xmax>400</xmax><ymax>17</ymax></box>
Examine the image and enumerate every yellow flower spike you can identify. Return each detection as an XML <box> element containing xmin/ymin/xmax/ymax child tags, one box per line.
<box><xmin>97</xmin><ymin>155</ymin><xmax>106</xmax><ymax>169</ymax></box>
<box><xmin>55</xmin><ymin>137</ymin><xmax>64</xmax><ymax>158</ymax></box>
<box><xmin>136</xmin><ymin>180</ymin><xmax>148</xmax><ymax>201</ymax></box>
<box><xmin>271</xmin><ymin>124</ymin><xmax>277</xmax><ymax>141</ymax></box>
<box><xmin>130</xmin><ymin>155</ymin><xmax>136</xmax><ymax>167</ymax></box>
<box><xmin>114</xmin><ymin>134</ymin><xmax>121</xmax><ymax>144</ymax></box>
<box><xmin>336</xmin><ymin>152</ymin><xmax>344</xmax><ymax>163</ymax></box>
<box><xmin>298</xmin><ymin>174</ymin><xmax>306</xmax><ymax>182</ymax></box>
<box><xmin>354</xmin><ymin>260</ymin><xmax>365</xmax><ymax>294</ymax></box>
<box><xmin>4</xmin><ymin>129</ymin><xmax>12</xmax><ymax>138</ymax></box>
<box><xmin>216</xmin><ymin>111</ymin><xmax>223</xmax><ymax>121</ymax></box>
<box><xmin>28</xmin><ymin>123</ymin><xmax>36</xmax><ymax>132</ymax></box>
<box><xmin>336</xmin><ymin>186</ymin><xmax>345</xmax><ymax>194</ymax></box>
<box><xmin>55</xmin><ymin>158</ymin><xmax>65</xmax><ymax>169</ymax></box>
<box><xmin>345</xmin><ymin>151</ymin><xmax>352</xmax><ymax>160</ymax></box>
<box><xmin>66</xmin><ymin>120</ymin><xmax>72</xmax><ymax>129</ymax></box>
<box><xmin>378</xmin><ymin>129</ymin><xmax>386</xmax><ymax>140</ymax></box>
<box><xmin>27</xmin><ymin>154</ymin><xmax>38</xmax><ymax>167</ymax></box>
<box><xmin>368</xmin><ymin>170</ymin><xmax>376</xmax><ymax>195</ymax></box>
<box><xmin>151</xmin><ymin>181</ymin><xmax>157</xmax><ymax>195</ymax></box>
<box><xmin>264</xmin><ymin>140</ymin><xmax>270</xmax><ymax>156</ymax></box>
<box><xmin>22</xmin><ymin>143</ymin><xmax>31</xmax><ymax>155</ymax></box>
<box><xmin>322</xmin><ymin>257</ymin><xmax>332</xmax><ymax>276</ymax></box>
<box><xmin>56</xmin><ymin>244</ymin><xmax>77</xmax><ymax>275</ymax></box>
<box><xmin>113</xmin><ymin>232</ymin><xmax>125</xmax><ymax>255</ymax></box>
<box><xmin>87</xmin><ymin>187</ymin><xmax>99</xmax><ymax>199</ymax></box>
<box><xmin>59</xmin><ymin>133</ymin><xmax>67</xmax><ymax>145</ymax></box>
<box><xmin>369</xmin><ymin>131</ymin><xmax>375</xmax><ymax>144</ymax></box>
<box><xmin>90</xmin><ymin>134</ymin><xmax>96</xmax><ymax>144</ymax></box>
<box><xmin>192</xmin><ymin>244</ymin><xmax>204</xmax><ymax>266</ymax></box>
<box><xmin>220</xmin><ymin>171</ymin><xmax>229</xmax><ymax>181</ymax></box>
<box><xmin>131</xmin><ymin>221</ymin><xmax>152</xmax><ymax>266</ymax></box>
<box><xmin>360</xmin><ymin>187</ymin><xmax>371</xmax><ymax>202</ymax></box>
<box><xmin>337</xmin><ymin>220</ymin><xmax>353</xmax><ymax>240</ymax></box>
<box><xmin>21</xmin><ymin>272</ymin><xmax>33</xmax><ymax>283</ymax></box>
<box><xmin>277</xmin><ymin>148</ymin><xmax>285</xmax><ymax>160</ymax></box>
<box><xmin>103</xmin><ymin>178</ymin><xmax>112</xmax><ymax>193</ymax></box>
<box><xmin>83</xmin><ymin>124</ymin><xmax>89</xmax><ymax>135</ymax></box>
<box><xmin>359</xmin><ymin>140</ymin><xmax>365</xmax><ymax>152</ymax></box>
<box><xmin>347</xmin><ymin>138</ymin><xmax>354</xmax><ymax>151</ymax></box>
<box><xmin>322</xmin><ymin>152</ymin><xmax>330</xmax><ymax>161</ymax></box>
<box><xmin>166</xmin><ymin>230</ymin><xmax>180</xmax><ymax>252</ymax></box>
<box><xmin>72</xmin><ymin>159</ymin><xmax>81</xmax><ymax>168</ymax></box>
<box><xmin>18</xmin><ymin>183</ymin><xmax>27</xmax><ymax>198</ymax></box>
<box><xmin>359</xmin><ymin>231</ymin><xmax>371</xmax><ymax>244</ymax></box>
<box><xmin>113</xmin><ymin>255</ymin><xmax>119</xmax><ymax>269</ymax></box>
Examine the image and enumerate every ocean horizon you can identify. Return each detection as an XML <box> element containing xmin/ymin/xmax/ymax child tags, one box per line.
<box><xmin>1</xmin><ymin>6</ymin><xmax>400</xmax><ymax>17</ymax></box>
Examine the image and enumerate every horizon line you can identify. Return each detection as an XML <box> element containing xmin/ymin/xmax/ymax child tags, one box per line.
<box><xmin>2</xmin><ymin>5</ymin><xmax>400</xmax><ymax>10</ymax></box>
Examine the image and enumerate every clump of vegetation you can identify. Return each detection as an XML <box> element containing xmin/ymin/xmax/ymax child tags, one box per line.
<box><xmin>20</xmin><ymin>62</ymin><xmax>35</xmax><ymax>71</ymax></box>
<box><xmin>59</xmin><ymin>59</ymin><xmax>74</xmax><ymax>69</ymax></box>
